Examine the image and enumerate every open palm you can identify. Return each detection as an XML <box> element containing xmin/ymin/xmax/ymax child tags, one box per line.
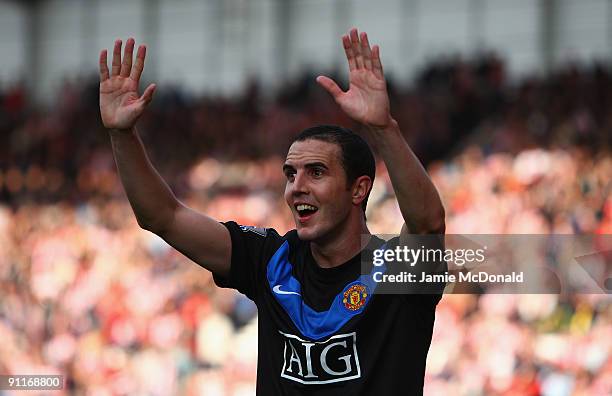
<box><xmin>317</xmin><ymin>29</ymin><xmax>391</xmax><ymax>129</ymax></box>
<box><xmin>99</xmin><ymin>38</ymin><xmax>156</xmax><ymax>130</ymax></box>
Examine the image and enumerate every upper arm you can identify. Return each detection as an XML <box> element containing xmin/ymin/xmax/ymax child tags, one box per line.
<box><xmin>156</xmin><ymin>203</ymin><xmax>232</xmax><ymax>277</ymax></box>
<box><xmin>399</xmin><ymin>209</ymin><xmax>446</xmax><ymax>238</ymax></box>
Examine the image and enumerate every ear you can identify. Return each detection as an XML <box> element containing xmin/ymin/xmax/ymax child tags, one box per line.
<box><xmin>351</xmin><ymin>175</ymin><xmax>372</xmax><ymax>207</ymax></box>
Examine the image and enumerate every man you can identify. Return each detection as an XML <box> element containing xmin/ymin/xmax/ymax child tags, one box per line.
<box><xmin>99</xmin><ymin>28</ymin><xmax>445</xmax><ymax>395</ymax></box>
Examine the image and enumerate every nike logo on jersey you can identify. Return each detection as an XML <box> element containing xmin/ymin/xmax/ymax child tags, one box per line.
<box><xmin>273</xmin><ymin>285</ymin><xmax>301</xmax><ymax>296</ymax></box>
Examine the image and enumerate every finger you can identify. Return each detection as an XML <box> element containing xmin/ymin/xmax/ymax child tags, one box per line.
<box><xmin>111</xmin><ymin>39</ymin><xmax>122</xmax><ymax>76</ymax></box>
<box><xmin>130</xmin><ymin>45</ymin><xmax>146</xmax><ymax>82</ymax></box>
<box><xmin>372</xmin><ymin>45</ymin><xmax>384</xmax><ymax>79</ymax></box>
<box><xmin>349</xmin><ymin>28</ymin><xmax>364</xmax><ymax>69</ymax></box>
<box><xmin>120</xmin><ymin>38</ymin><xmax>135</xmax><ymax>77</ymax></box>
<box><xmin>139</xmin><ymin>83</ymin><xmax>156</xmax><ymax>105</ymax></box>
<box><xmin>341</xmin><ymin>35</ymin><xmax>357</xmax><ymax>71</ymax></box>
<box><xmin>99</xmin><ymin>50</ymin><xmax>110</xmax><ymax>82</ymax></box>
<box><xmin>360</xmin><ymin>32</ymin><xmax>373</xmax><ymax>70</ymax></box>
<box><xmin>316</xmin><ymin>76</ymin><xmax>343</xmax><ymax>100</ymax></box>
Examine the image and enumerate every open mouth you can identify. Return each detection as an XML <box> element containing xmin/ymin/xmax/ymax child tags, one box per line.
<box><xmin>295</xmin><ymin>204</ymin><xmax>318</xmax><ymax>219</ymax></box>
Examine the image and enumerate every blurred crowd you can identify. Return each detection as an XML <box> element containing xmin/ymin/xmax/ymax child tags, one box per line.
<box><xmin>1</xmin><ymin>55</ymin><xmax>611</xmax><ymax>206</ymax></box>
<box><xmin>0</xmin><ymin>55</ymin><xmax>610</xmax><ymax>395</ymax></box>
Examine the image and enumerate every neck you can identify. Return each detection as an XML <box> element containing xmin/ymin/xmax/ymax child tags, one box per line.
<box><xmin>310</xmin><ymin>214</ymin><xmax>371</xmax><ymax>268</ymax></box>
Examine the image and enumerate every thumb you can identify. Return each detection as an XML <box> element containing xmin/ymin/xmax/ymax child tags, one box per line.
<box><xmin>139</xmin><ymin>83</ymin><xmax>157</xmax><ymax>105</ymax></box>
<box><xmin>316</xmin><ymin>76</ymin><xmax>343</xmax><ymax>100</ymax></box>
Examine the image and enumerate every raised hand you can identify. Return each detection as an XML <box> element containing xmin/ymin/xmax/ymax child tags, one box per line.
<box><xmin>317</xmin><ymin>28</ymin><xmax>392</xmax><ymax>129</ymax></box>
<box><xmin>99</xmin><ymin>38</ymin><xmax>156</xmax><ymax>130</ymax></box>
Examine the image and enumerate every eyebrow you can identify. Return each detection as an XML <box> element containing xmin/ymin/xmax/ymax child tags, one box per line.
<box><xmin>305</xmin><ymin>162</ymin><xmax>329</xmax><ymax>170</ymax></box>
<box><xmin>282</xmin><ymin>162</ymin><xmax>329</xmax><ymax>173</ymax></box>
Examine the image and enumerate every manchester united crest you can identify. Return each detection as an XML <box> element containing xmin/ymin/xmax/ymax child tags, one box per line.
<box><xmin>342</xmin><ymin>283</ymin><xmax>369</xmax><ymax>311</ymax></box>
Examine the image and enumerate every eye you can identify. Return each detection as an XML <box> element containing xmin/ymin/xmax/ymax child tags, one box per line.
<box><xmin>284</xmin><ymin>169</ymin><xmax>295</xmax><ymax>181</ymax></box>
<box><xmin>311</xmin><ymin>168</ymin><xmax>324</xmax><ymax>178</ymax></box>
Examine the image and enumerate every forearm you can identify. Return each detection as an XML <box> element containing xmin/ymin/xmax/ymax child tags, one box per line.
<box><xmin>366</xmin><ymin>119</ymin><xmax>445</xmax><ymax>234</ymax></box>
<box><xmin>109</xmin><ymin>127</ymin><xmax>179</xmax><ymax>232</ymax></box>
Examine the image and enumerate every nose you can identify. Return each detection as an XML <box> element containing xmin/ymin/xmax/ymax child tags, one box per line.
<box><xmin>290</xmin><ymin>171</ymin><xmax>309</xmax><ymax>196</ymax></box>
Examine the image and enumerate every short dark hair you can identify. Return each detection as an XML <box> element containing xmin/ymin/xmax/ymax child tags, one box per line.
<box><xmin>292</xmin><ymin>125</ymin><xmax>376</xmax><ymax>214</ymax></box>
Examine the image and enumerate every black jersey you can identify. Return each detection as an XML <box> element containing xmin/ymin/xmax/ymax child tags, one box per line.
<box><xmin>213</xmin><ymin>221</ymin><xmax>442</xmax><ymax>396</ymax></box>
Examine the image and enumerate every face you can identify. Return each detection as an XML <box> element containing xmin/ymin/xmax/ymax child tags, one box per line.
<box><xmin>283</xmin><ymin>139</ymin><xmax>354</xmax><ymax>241</ymax></box>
